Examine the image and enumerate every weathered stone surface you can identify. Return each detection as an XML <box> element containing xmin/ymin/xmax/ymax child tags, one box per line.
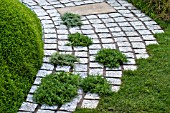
<box><xmin>57</xmin><ymin>3</ymin><xmax>116</xmax><ymax>16</ymax></box>
<box><xmin>36</xmin><ymin>70</ymin><xmax>52</xmax><ymax>77</ymax></box>
<box><xmin>60</xmin><ymin>95</ymin><xmax>82</xmax><ymax>111</ymax></box>
<box><xmin>19</xmin><ymin>102</ymin><xmax>37</xmax><ymax>112</ymax></box>
<box><xmin>56</xmin><ymin>66</ymin><xmax>71</xmax><ymax>72</ymax></box>
<box><xmin>123</xmin><ymin>65</ymin><xmax>137</xmax><ymax>70</ymax></box>
<box><xmin>105</xmin><ymin>71</ymin><xmax>122</xmax><ymax>78</ymax></box>
<box><xmin>37</xmin><ymin>109</ymin><xmax>55</xmax><ymax>113</ymax></box>
<box><xmin>111</xmin><ymin>85</ymin><xmax>120</xmax><ymax>92</ymax></box>
<box><xmin>106</xmin><ymin>78</ymin><xmax>121</xmax><ymax>85</ymax></box>
<box><xmin>33</xmin><ymin>77</ymin><xmax>42</xmax><ymax>85</ymax></box>
<box><xmin>26</xmin><ymin>94</ymin><xmax>34</xmax><ymax>103</ymax></box>
<box><xmin>75</xmin><ymin>64</ymin><xmax>87</xmax><ymax>72</ymax></box>
<box><xmin>41</xmin><ymin>104</ymin><xmax>58</xmax><ymax>110</ymax></box>
<box><xmin>41</xmin><ymin>63</ymin><xmax>54</xmax><ymax>71</ymax></box>
<box><xmin>89</xmin><ymin>68</ymin><xmax>103</xmax><ymax>75</ymax></box>
<box><xmin>84</xmin><ymin>93</ymin><xmax>100</xmax><ymax>99</ymax></box>
<box><xmin>29</xmin><ymin>85</ymin><xmax>39</xmax><ymax>94</ymax></box>
<box><xmin>81</xmin><ymin>100</ymin><xmax>99</xmax><ymax>109</ymax></box>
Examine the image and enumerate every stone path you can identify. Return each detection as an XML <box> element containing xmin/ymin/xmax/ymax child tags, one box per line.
<box><xmin>18</xmin><ymin>0</ymin><xmax>164</xmax><ymax>113</ymax></box>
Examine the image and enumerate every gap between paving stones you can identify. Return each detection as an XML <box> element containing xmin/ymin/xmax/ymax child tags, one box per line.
<box><xmin>19</xmin><ymin>0</ymin><xmax>164</xmax><ymax>112</ymax></box>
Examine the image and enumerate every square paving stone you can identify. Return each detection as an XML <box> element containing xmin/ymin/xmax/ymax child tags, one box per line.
<box><xmin>19</xmin><ymin>102</ymin><xmax>37</xmax><ymax>112</ymax></box>
<box><xmin>142</xmin><ymin>35</ymin><xmax>156</xmax><ymax>41</ymax></box>
<box><xmin>36</xmin><ymin>70</ymin><xmax>52</xmax><ymax>77</ymax></box>
<box><xmin>26</xmin><ymin>94</ymin><xmax>34</xmax><ymax>103</ymax></box>
<box><xmin>114</xmin><ymin>37</ymin><xmax>128</xmax><ymax>42</ymax></box>
<box><xmin>44</xmin><ymin>44</ymin><xmax>57</xmax><ymax>50</ymax></box>
<box><xmin>128</xmin><ymin>37</ymin><xmax>143</xmax><ymax>42</ymax></box>
<box><xmin>106</xmin><ymin>78</ymin><xmax>121</xmax><ymax>85</ymax></box>
<box><xmin>56</xmin><ymin>66</ymin><xmax>71</xmax><ymax>72</ymax></box>
<box><xmin>56</xmin><ymin>111</ymin><xmax>71</xmax><ymax>113</ymax></box>
<box><xmin>75</xmin><ymin>51</ymin><xmax>88</xmax><ymax>57</ymax></box>
<box><xmin>79</xmin><ymin>58</ymin><xmax>88</xmax><ymax>63</ymax></box>
<box><xmin>81</xmin><ymin>100</ymin><xmax>99</xmax><ymax>109</ymax></box>
<box><xmin>74</xmin><ymin>46</ymin><xmax>88</xmax><ymax>51</ymax></box>
<box><xmin>57</xmin><ymin>2</ymin><xmax>116</xmax><ymax>16</ymax></box>
<box><xmin>29</xmin><ymin>85</ymin><xmax>39</xmax><ymax>94</ymax></box>
<box><xmin>131</xmin><ymin>42</ymin><xmax>146</xmax><ymax>49</ymax></box>
<box><xmin>145</xmin><ymin>41</ymin><xmax>158</xmax><ymax>45</ymax></box>
<box><xmin>101</xmin><ymin>38</ymin><xmax>114</xmax><ymax>43</ymax></box>
<box><xmin>84</xmin><ymin>93</ymin><xmax>100</xmax><ymax>99</ymax></box>
<box><xmin>60</xmin><ymin>95</ymin><xmax>82</xmax><ymax>111</ymax></box>
<box><xmin>41</xmin><ymin>104</ymin><xmax>58</xmax><ymax>110</ymax></box>
<box><xmin>33</xmin><ymin>77</ymin><xmax>42</xmax><ymax>85</ymax></box>
<box><xmin>119</xmin><ymin>47</ymin><xmax>133</xmax><ymax>52</ymax></box>
<box><xmin>89</xmin><ymin>62</ymin><xmax>103</xmax><ymax>68</ymax></box>
<box><xmin>111</xmin><ymin>86</ymin><xmax>120</xmax><ymax>92</ymax></box>
<box><xmin>105</xmin><ymin>71</ymin><xmax>122</xmax><ymax>78</ymax></box>
<box><xmin>41</xmin><ymin>63</ymin><xmax>54</xmax><ymax>71</ymax></box>
<box><xmin>75</xmin><ymin>64</ymin><xmax>87</xmax><ymax>72</ymax></box>
<box><xmin>44</xmin><ymin>50</ymin><xmax>57</xmax><ymax>56</ymax></box>
<box><xmin>44</xmin><ymin>39</ymin><xmax>57</xmax><ymax>44</ymax></box>
<box><xmin>123</xmin><ymin>65</ymin><xmax>137</xmax><ymax>71</ymax></box>
<box><xmin>102</xmin><ymin>44</ymin><xmax>116</xmax><ymax>49</ymax></box>
<box><xmin>136</xmin><ymin>54</ymin><xmax>149</xmax><ymax>59</ymax></box>
<box><xmin>89</xmin><ymin>44</ymin><xmax>101</xmax><ymax>50</ymax></box>
<box><xmin>37</xmin><ymin>110</ymin><xmax>55</xmax><ymax>113</ymax></box>
<box><xmin>134</xmin><ymin>49</ymin><xmax>147</xmax><ymax>54</ymax></box>
<box><xmin>89</xmin><ymin>68</ymin><xmax>103</xmax><ymax>75</ymax></box>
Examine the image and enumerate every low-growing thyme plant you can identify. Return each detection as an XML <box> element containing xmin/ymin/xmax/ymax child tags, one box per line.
<box><xmin>61</xmin><ymin>12</ymin><xmax>82</xmax><ymax>27</ymax></box>
<box><xmin>50</xmin><ymin>52</ymin><xmax>79</xmax><ymax>67</ymax></box>
<box><xmin>80</xmin><ymin>75</ymin><xmax>112</xmax><ymax>96</ymax></box>
<box><xmin>33</xmin><ymin>72</ymin><xmax>80</xmax><ymax>106</ymax></box>
<box><xmin>95</xmin><ymin>48</ymin><xmax>128</xmax><ymax>68</ymax></box>
<box><xmin>67</xmin><ymin>32</ymin><xmax>93</xmax><ymax>47</ymax></box>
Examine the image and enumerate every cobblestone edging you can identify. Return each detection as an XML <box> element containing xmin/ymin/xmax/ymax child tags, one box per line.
<box><xmin>18</xmin><ymin>0</ymin><xmax>164</xmax><ymax>113</ymax></box>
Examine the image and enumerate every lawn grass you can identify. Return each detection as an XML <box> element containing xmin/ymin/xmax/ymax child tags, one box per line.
<box><xmin>74</xmin><ymin>1</ymin><xmax>170</xmax><ymax>113</ymax></box>
<box><xmin>0</xmin><ymin>0</ymin><xmax>43</xmax><ymax>112</ymax></box>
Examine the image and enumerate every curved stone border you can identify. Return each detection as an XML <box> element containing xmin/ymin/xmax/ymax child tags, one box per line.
<box><xmin>18</xmin><ymin>0</ymin><xmax>164</xmax><ymax>113</ymax></box>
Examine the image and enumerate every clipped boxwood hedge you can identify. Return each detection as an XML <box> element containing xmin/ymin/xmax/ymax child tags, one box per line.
<box><xmin>0</xmin><ymin>0</ymin><xmax>43</xmax><ymax>112</ymax></box>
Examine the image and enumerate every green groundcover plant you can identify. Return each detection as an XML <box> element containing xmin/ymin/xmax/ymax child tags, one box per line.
<box><xmin>128</xmin><ymin>0</ymin><xmax>170</xmax><ymax>21</ymax></box>
<box><xmin>95</xmin><ymin>48</ymin><xmax>128</xmax><ymax>68</ymax></box>
<box><xmin>0</xmin><ymin>0</ymin><xmax>43</xmax><ymax>112</ymax></box>
<box><xmin>50</xmin><ymin>52</ymin><xmax>79</xmax><ymax>67</ymax></box>
<box><xmin>33</xmin><ymin>72</ymin><xmax>80</xmax><ymax>106</ymax></box>
<box><xmin>80</xmin><ymin>75</ymin><xmax>112</xmax><ymax>96</ymax></box>
<box><xmin>67</xmin><ymin>32</ymin><xmax>93</xmax><ymax>47</ymax></box>
<box><xmin>61</xmin><ymin>12</ymin><xmax>82</xmax><ymax>27</ymax></box>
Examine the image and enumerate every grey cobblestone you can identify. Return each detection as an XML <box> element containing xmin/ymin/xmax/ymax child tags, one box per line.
<box><xmin>41</xmin><ymin>104</ymin><xmax>58</xmax><ymax>110</ymax></box>
<box><xmin>37</xmin><ymin>110</ymin><xmax>55</xmax><ymax>113</ymax></box>
<box><xmin>105</xmin><ymin>71</ymin><xmax>122</xmax><ymax>78</ymax></box>
<box><xmin>81</xmin><ymin>100</ymin><xmax>99</xmax><ymax>109</ymax></box>
<box><xmin>84</xmin><ymin>93</ymin><xmax>100</xmax><ymax>99</ymax></box>
<box><xmin>19</xmin><ymin>102</ymin><xmax>37</xmax><ymax>112</ymax></box>
<box><xmin>131</xmin><ymin>42</ymin><xmax>146</xmax><ymax>49</ymax></box>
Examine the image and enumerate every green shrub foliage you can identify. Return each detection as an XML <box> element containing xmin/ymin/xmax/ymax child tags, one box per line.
<box><xmin>0</xmin><ymin>0</ymin><xmax>43</xmax><ymax>112</ymax></box>
<box><xmin>128</xmin><ymin>0</ymin><xmax>170</xmax><ymax>21</ymax></box>
<box><xmin>33</xmin><ymin>72</ymin><xmax>80</xmax><ymax>106</ymax></box>
<box><xmin>50</xmin><ymin>52</ymin><xmax>79</xmax><ymax>67</ymax></box>
<box><xmin>61</xmin><ymin>12</ymin><xmax>82</xmax><ymax>27</ymax></box>
<box><xmin>67</xmin><ymin>32</ymin><xmax>93</xmax><ymax>47</ymax></box>
<box><xmin>95</xmin><ymin>48</ymin><xmax>128</xmax><ymax>68</ymax></box>
<box><xmin>80</xmin><ymin>75</ymin><xmax>112</xmax><ymax>96</ymax></box>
